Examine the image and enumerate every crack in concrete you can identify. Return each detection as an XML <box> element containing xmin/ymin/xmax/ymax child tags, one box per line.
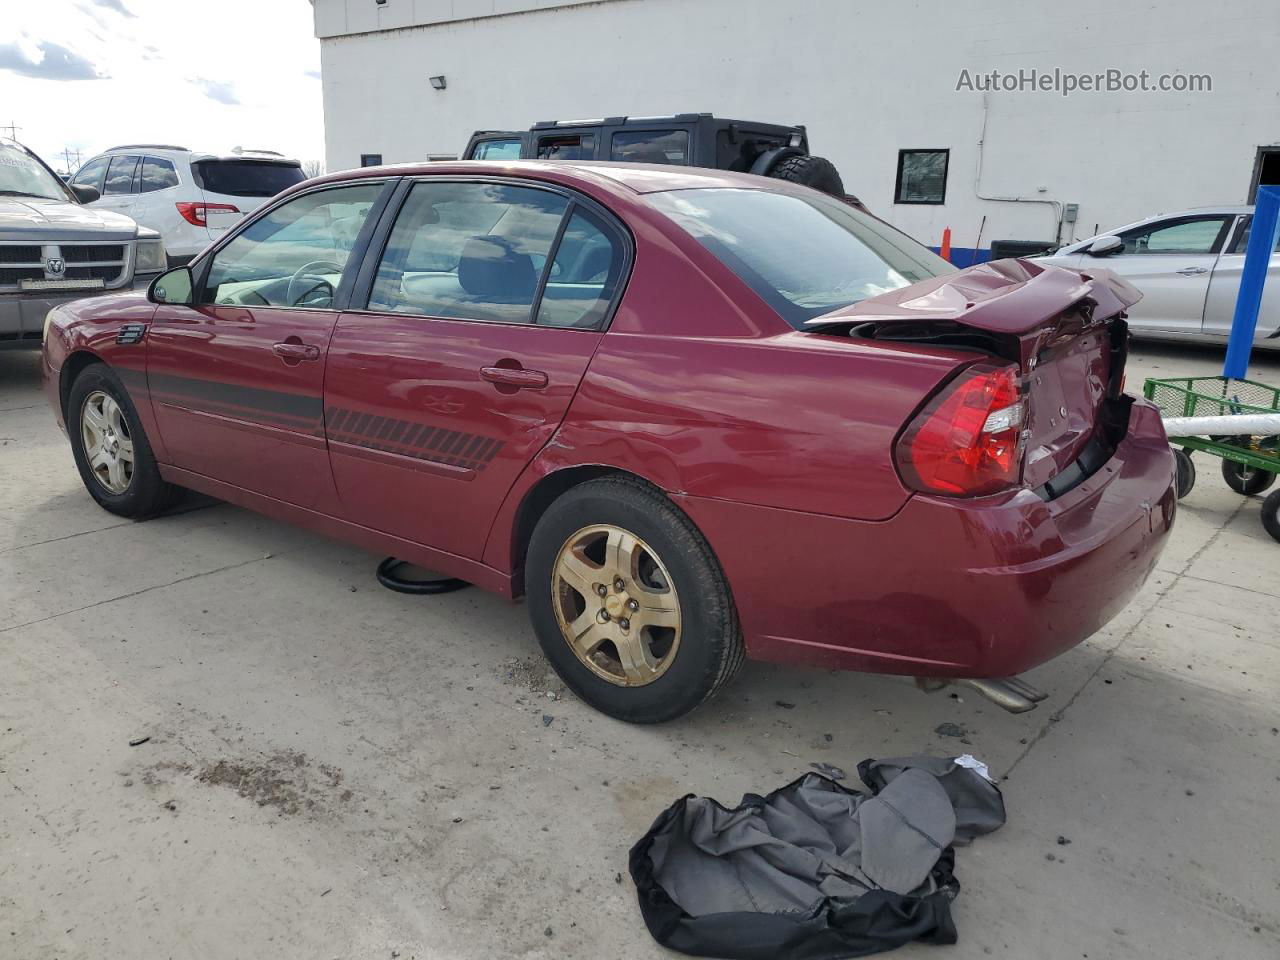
<box><xmin>0</xmin><ymin>552</ymin><xmax>286</xmax><ymax>637</ymax></box>
<box><xmin>0</xmin><ymin>502</ymin><xmax>220</xmax><ymax>556</ymax></box>
<box><xmin>1005</xmin><ymin>498</ymin><xmax>1246</xmax><ymax>778</ymax></box>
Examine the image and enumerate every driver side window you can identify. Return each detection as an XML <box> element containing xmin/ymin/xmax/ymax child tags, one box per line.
<box><xmin>202</xmin><ymin>183</ymin><xmax>383</xmax><ymax>308</ymax></box>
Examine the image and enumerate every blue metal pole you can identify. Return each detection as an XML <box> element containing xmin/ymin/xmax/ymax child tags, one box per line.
<box><xmin>1223</xmin><ymin>184</ymin><xmax>1280</xmax><ymax>379</ymax></box>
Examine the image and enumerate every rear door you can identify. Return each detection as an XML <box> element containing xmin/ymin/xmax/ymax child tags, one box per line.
<box><xmin>1202</xmin><ymin>214</ymin><xmax>1280</xmax><ymax>339</ymax></box>
<box><xmin>325</xmin><ymin>177</ymin><xmax>629</xmax><ymax>559</ymax></box>
<box><xmin>1097</xmin><ymin>214</ymin><xmax>1233</xmax><ymax>335</ymax></box>
<box><xmin>147</xmin><ymin>180</ymin><xmax>391</xmax><ymax>510</ymax></box>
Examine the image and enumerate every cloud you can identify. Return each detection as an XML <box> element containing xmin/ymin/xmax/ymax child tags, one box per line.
<box><xmin>0</xmin><ymin>40</ymin><xmax>104</xmax><ymax>81</ymax></box>
<box><xmin>89</xmin><ymin>0</ymin><xmax>136</xmax><ymax>15</ymax></box>
<box><xmin>191</xmin><ymin>77</ymin><xmax>240</xmax><ymax>105</ymax></box>
<box><xmin>304</xmin><ymin>69</ymin><xmax>321</xmax><ymax>80</ymax></box>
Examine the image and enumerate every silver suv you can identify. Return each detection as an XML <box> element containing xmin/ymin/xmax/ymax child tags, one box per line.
<box><xmin>1</xmin><ymin>138</ymin><xmax>166</xmax><ymax>350</ymax></box>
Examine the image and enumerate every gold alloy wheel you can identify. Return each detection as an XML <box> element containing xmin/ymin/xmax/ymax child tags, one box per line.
<box><xmin>80</xmin><ymin>390</ymin><xmax>135</xmax><ymax>494</ymax></box>
<box><xmin>552</xmin><ymin>524</ymin><xmax>682</xmax><ymax>687</ymax></box>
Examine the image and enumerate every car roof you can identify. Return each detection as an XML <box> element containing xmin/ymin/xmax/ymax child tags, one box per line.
<box><xmin>99</xmin><ymin>145</ymin><xmax>300</xmax><ymax>164</ymax></box>
<box><xmin>323</xmin><ymin>159</ymin><xmax>775</xmax><ymax>195</ymax></box>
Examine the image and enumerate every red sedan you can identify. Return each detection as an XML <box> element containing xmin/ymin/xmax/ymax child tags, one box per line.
<box><xmin>41</xmin><ymin>161</ymin><xmax>1176</xmax><ymax>723</ymax></box>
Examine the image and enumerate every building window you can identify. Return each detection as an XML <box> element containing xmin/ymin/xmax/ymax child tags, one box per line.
<box><xmin>360</xmin><ymin>153</ymin><xmax>383</xmax><ymax>167</ymax></box>
<box><xmin>895</xmin><ymin>149</ymin><xmax>949</xmax><ymax>204</ymax></box>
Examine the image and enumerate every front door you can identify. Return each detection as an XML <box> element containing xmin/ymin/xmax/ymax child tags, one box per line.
<box><xmin>95</xmin><ymin>154</ymin><xmax>140</xmax><ymax>220</ymax></box>
<box><xmin>325</xmin><ymin>178</ymin><xmax>629</xmax><ymax>559</ymax></box>
<box><xmin>146</xmin><ymin>181</ymin><xmax>389</xmax><ymax>511</ymax></box>
<box><xmin>1098</xmin><ymin>214</ymin><xmax>1234</xmax><ymax>335</ymax></box>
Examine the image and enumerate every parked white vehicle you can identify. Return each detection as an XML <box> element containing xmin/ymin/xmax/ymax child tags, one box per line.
<box><xmin>69</xmin><ymin>146</ymin><xmax>305</xmax><ymax>265</ymax></box>
<box><xmin>1038</xmin><ymin>207</ymin><xmax>1280</xmax><ymax>347</ymax></box>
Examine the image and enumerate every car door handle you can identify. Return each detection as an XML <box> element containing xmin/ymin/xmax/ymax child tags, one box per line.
<box><xmin>480</xmin><ymin>366</ymin><xmax>548</xmax><ymax>389</ymax></box>
<box><xmin>1175</xmin><ymin>266</ymin><xmax>1209</xmax><ymax>276</ymax></box>
<box><xmin>272</xmin><ymin>341</ymin><xmax>321</xmax><ymax>362</ymax></box>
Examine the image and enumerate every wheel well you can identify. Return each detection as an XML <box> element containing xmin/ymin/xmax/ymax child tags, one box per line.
<box><xmin>510</xmin><ymin>465</ymin><xmax>640</xmax><ymax>596</ymax></box>
<box><xmin>59</xmin><ymin>351</ymin><xmax>103</xmax><ymax>419</ymax></box>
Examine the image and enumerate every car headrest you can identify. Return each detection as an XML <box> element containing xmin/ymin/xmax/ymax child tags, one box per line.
<box><xmin>457</xmin><ymin>235</ymin><xmax>536</xmax><ymax>301</ymax></box>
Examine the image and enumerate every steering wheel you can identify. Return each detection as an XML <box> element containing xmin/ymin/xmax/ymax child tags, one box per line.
<box><xmin>286</xmin><ymin>259</ymin><xmax>344</xmax><ymax>307</ymax></box>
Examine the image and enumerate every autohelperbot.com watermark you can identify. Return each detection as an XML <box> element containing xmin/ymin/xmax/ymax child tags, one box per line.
<box><xmin>956</xmin><ymin>67</ymin><xmax>1212</xmax><ymax>96</ymax></box>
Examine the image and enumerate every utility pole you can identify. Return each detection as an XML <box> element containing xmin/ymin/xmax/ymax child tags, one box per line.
<box><xmin>0</xmin><ymin>120</ymin><xmax>21</xmax><ymax>141</ymax></box>
<box><xmin>62</xmin><ymin>146</ymin><xmax>82</xmax><ymax>172</ymax></box>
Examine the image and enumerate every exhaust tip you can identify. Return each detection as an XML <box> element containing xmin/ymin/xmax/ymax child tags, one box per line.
<box><xmin>915</xmin><ymin>676</ymin><xmax>1048</xmax><ymax>713</ymax></box>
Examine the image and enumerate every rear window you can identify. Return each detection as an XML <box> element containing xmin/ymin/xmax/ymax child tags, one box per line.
<box><xmin>647</xmin><ymin>188</ymin><xmax>953</xmax><ymax>328</ymax></box>
<box><xmin>610</xmin><ymin>130</ymin><xmax>689</xmax><ymax>165</ymax></box>
<box><xmin>192</xmin><ymin>160</ymin><xmax>305</xmax><ymax>198</ymax></box>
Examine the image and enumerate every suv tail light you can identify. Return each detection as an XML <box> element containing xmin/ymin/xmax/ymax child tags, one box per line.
<box><xmin>175</xmin><ymin>201</ymin><xmax>239</xmax><ymax>226</ymax></box>
<box><xmin>895</xmin><ymin>363</ymin><xmax>1027</xmax><ymax>496</ymax></box>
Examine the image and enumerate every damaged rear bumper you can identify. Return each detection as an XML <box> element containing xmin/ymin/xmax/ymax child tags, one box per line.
<box><xmin>679</xmin><ymin>400</ymin><xmax>1176</xmax><ymax>678</ymax></box>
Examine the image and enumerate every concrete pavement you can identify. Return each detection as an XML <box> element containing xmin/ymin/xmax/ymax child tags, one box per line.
<box><xmin>2</xmin><ymin>342</ymin><xmax>1277</xmax><ymax>959</ymax></box>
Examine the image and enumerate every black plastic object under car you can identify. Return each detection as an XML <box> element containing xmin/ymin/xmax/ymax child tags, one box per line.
<box><xmin>628</xmin><ymin>756</ymin><xmax>1006</xmax><ymax>959</ymax></box>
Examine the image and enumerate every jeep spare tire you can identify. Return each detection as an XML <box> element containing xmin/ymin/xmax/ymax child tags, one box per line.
<box><xmin>766</xmin><ymin>154</ymin><xmax>845</xmax><ymax>197</ymax></box>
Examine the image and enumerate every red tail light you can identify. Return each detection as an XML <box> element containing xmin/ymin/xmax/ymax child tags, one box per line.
<box><xmin>175</xmin><ymin>201</ymin><xmax>239</xmax><ymax>226</ymax></box>
<box><xmin>895</xmin><ymin>363</ymin><xmax>1027</xmax><ymax>496</ymax></box>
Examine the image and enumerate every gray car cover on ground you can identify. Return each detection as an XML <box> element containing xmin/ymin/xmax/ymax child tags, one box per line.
<box><xmin>628</xmin><ymin>756</ymin><xmax>1005</xmax><ymax>959</ymax></box>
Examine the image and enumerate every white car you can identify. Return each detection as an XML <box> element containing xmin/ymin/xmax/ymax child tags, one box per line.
<box><xmin>1039</xmin><ymin>207</ymin><xmax>1280</xmax><ymax>348</ymax></box>
<box><xmin>69</xmin><ymin>145</ymin><xmax>306</xmax><ymax>265</ymax></box>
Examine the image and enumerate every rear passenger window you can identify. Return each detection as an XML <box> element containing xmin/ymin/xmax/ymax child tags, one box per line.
<box><xmin>536</xmin><ymin>135</ymin><xmax>594</xmax><ymax>160</ymax></box>
<box><xmin>535</xmin><ymin>209</ymin><xmax>624</xmax><ymax>328</ymax></box>
<box><xmin>103</xmin><ymin>155</ymin><xmax>139</xmax><ymax>195</ymax></box>
<box><xmin>609</xmin><ymin>130</ymin><xmax>689</xmax><ymax>165</ymax></box>
<box><xmin>368</xmin><ymin>181</ymin><xmax>569</xmax><ymax>325</ymax></box>
<box><xmin>139</xmin><ymin>157</ymin><xmax>179</xmax><ymax>192</ymax></box>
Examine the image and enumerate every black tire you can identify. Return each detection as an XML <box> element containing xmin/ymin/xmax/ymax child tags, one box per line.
<box><xmin>1220</xmin><ymin>457</ymin><xmax>1276</xmax><ymax>496</ymax></box>
<box><xmin>1262</xmin><ymin>490</ymin><xmax>1280</xmax><ymax>543</ymax></box>
<box><xmin>766</xmin><ymin>154</ymin><xmax>846</xmax><ymax>197</ymax></box>
<box><xmin>66</xmin><ymin>362</ymin><xmax>184</xmax><ymax>518</ymax></box>
<box><xmin>525</xmin><ymin>476</ymin><xmax>743</xmax><ymax>723</ymax></box>
<box><xmin>1174</xmin><ymin>449</ymin><xmax>1196</xmax><ymax>500</ymax></box>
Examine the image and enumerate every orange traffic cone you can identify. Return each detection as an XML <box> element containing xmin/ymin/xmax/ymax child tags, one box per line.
<box><xmin>939</xmin><ymin>227</ymin><xmax>952</xmax><ymax>263</ymax></box>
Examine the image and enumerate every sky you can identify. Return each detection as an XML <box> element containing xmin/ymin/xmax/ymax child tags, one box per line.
<box><xmin>0</xmin><ymin>0</ymin><xmax>324</xmax><ymax>174</ymax></box>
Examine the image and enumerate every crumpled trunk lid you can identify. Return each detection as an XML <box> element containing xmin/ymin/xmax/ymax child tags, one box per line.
<box><xmin>806</xmin><ymin>259</ymin><xmax>1142</xmax><ymax>493</ymax></box>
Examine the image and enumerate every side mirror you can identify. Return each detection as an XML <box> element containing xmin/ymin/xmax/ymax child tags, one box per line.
<box><xmin>70</xmin><ymin>183</ymin><xmax>100</xmax><ymax>204</ymax></box>
<box><xmin>1087</xmin><ymin>235</ymin><xmax>1124</xmax><ymax>257</ymax></box>
<box><xmin>148</xmin><ymin>266</ymin><xmax>194</xmax><ymax>305</ymax></box>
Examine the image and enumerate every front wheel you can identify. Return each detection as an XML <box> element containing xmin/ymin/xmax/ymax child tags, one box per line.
<box><xmin>525</xmin><ymin>476</ymin><xmax>743</xmax><ymax>723</ymax></box>
<box><xmin>1174</xmin><ymin>449</ymin><xmax>1196</xmax><ymax>500</ymax></box>
<box><xmin>67</xmin><ymin>363</ymin><xmax>184</xmax><ymax>517</ymax></box>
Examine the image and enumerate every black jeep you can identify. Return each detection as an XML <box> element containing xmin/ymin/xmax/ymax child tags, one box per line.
<box><xmin>462</xmin><ymin>113</ymin><xmax>851</xmax><ymax>199</ymax></box>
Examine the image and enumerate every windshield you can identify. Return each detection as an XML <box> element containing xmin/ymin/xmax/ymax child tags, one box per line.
<box><xmin>0</xmin><ymin>142</ymin><xmax>71</xmax><ymax>201</ymax></box>
<box><xmin>647</xmin><ymin>188</ymin><xmax>955</xmax><ymax>328</ymax></box>
<box><xmin>192</xmin><ymin>159</ymin><xmax>305</xmax><ymax>198</ymax></box>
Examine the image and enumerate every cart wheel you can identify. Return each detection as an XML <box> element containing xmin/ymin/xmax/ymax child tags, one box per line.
<box><xmin>1221</xmin><ymin>458</ymin><xmax>1277</xmax><ymax>496</ymax></box>
<box><xmin>1262</xmin><ymin>490</ymin><xmax>1280</xmax><ymax>543</ymax></box>
<box><xmin>1174</xmin><ymin>449</ymin><xmax>1196</xmax><ymax>499</ymax></box>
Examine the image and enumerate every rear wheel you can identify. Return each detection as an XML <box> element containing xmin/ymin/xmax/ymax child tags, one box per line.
<box><xmin>525</xmin><ymin>476</ymin><xmax>743</xmax><ymax>723</ymax></box>
<box><xmin>1221</xmin><ymin>457</ymin><xmax>1276</xmax><ymax>496</ymax></box>
<box><xmin>67</xmin><ymin>363</ymin><xmax>183</xmax><ymax>518</ymax></box>
<box><xmin>1262</xmin><ymin>489</ymin><xmax>1280</xmax><ymax>543</ymax></box>
<box><xmin>1174</xmin><ymin>449</ymin><xmax>1196</xmax><ymax>499</ymax></box>
<box><xmin>766</xmin><ymin>154</ymin><xmax>845</xmax><ymax>197</ymax></box>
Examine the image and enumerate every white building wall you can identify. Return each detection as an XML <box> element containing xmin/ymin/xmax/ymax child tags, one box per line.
<box><xmin>315</xmin><ymin>0</ymin><xmax>1280</xmax><ymax>257</ymax></box>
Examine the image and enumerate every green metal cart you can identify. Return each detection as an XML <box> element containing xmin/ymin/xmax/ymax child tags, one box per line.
<box><xmin>1143</xmin><ymin>375</ymin><xmax>1280</xmax><ymax>541</ymax></box>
